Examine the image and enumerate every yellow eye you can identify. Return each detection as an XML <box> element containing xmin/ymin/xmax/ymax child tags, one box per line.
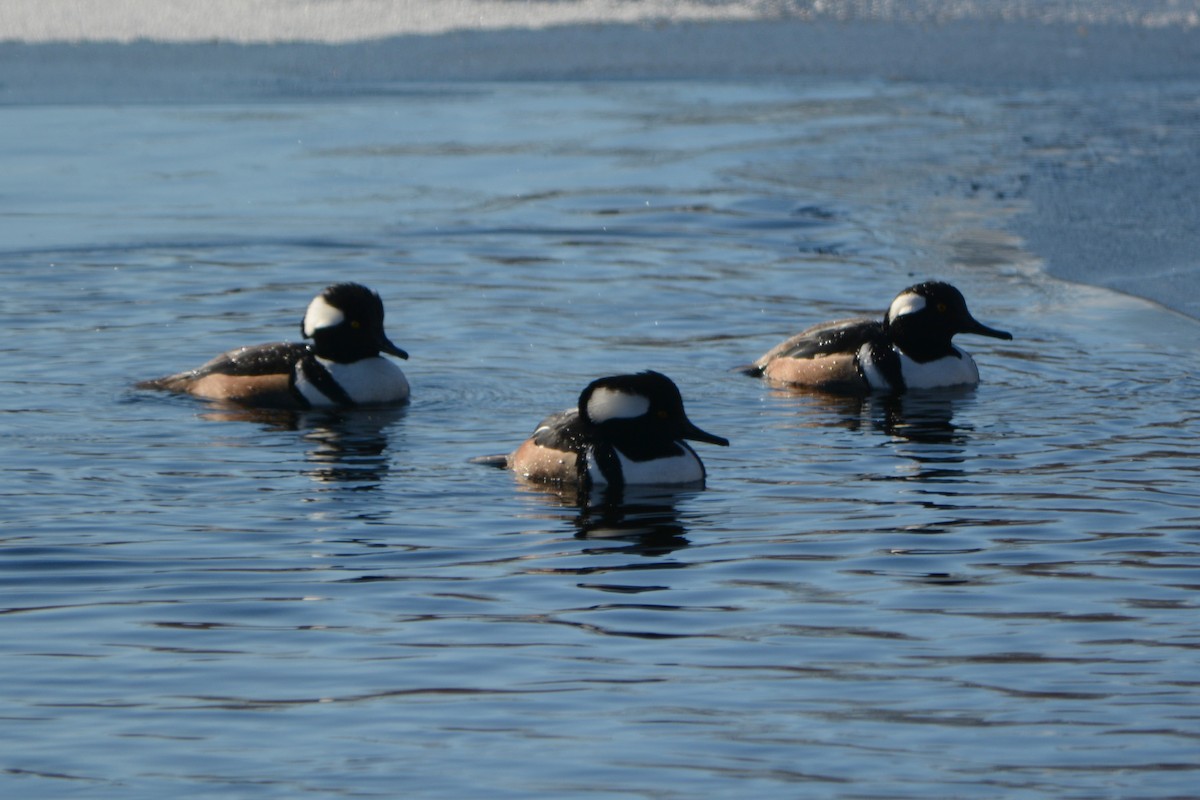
<box><xmin>351</xmin><ymin>320</ymin><xmax>362</xmax><ymax>329</ymax></box>
<box><xmin>657</xmin><ymin>409</ymin><xmax>669</xmax><ymax>420</ymax></box>
<box><xmin>937</xmin><ymin>303</ymin><xmax>948</xmax><ymax>313</ymax></box>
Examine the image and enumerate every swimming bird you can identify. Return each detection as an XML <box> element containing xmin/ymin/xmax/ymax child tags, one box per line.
<box><xmin>501</xmin><ymin>371</ymin><xmax>729</xmax><ymax>488</ymax></box>
<box><xmin>138</xmin><ymin>282</ymin><xmax>410</xmax><ymax>408</ymax></box>
<box><xmin>745</xmin><ymin>281</ymin><xmax>1012</xmax><ymax>393</ymax></box>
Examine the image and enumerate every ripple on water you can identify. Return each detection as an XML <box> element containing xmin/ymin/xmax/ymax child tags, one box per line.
<box><xmin>1</xmin><ymin>82</ymin><xmax>1199</xmax><ymax>799</ymax></box>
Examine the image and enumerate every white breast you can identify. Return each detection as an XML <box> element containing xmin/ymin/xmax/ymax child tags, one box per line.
<box><xmin>295</xmin><ymin>357</ymin><xmax>410</xmax><ymax>406</ymax></box>
<box><xmin>859</xmin><ymin>345</ymin><xmax>980</xmax><ymax>390</ymax></box>
<box><xmin>585</xmin><ymin>446</ymin><xmax>706</xmax><ymax>486</ymax></box>
<box><xmin>902</xmin><ymin>348</ymin><xmax>980</xmax><ymax>389</ymax></box>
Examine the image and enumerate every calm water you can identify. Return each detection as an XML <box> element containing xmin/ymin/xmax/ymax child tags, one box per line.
<box><xmin>2</xmin><ymin>82</ymin><xmax>1199</xmax><ymax>798</ymax></box>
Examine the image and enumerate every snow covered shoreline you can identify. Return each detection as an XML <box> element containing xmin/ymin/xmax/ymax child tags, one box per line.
<box><xmin>3</xmin><ymin>17</ymin><xmax>1198</xmax><ymax>104</ymax></box>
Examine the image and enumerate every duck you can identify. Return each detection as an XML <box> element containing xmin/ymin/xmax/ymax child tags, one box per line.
<box><xmin>501</xmin><ymin>371</ymin><xmax>728</xmax><ymax>488</ymax></box>
<box><xmin>745</xmin><ymin>280</ymin><xmax>1012</xmax><ymax>393</ymax></box>
<box><xmin>137</xmin><ymin>282</ymin><xmax>409</xmax><ymax>408</ymax></box>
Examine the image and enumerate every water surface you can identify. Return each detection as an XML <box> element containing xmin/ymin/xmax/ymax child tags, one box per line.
<box><xmin>2</xmin><ymin>82</ymin><xmax>1198</xmax><ymax>798</ymax></box>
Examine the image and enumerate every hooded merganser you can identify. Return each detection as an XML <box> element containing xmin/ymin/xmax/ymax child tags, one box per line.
<box><xmin>746</xmin><ymin>281</ymin><xmax>1012</xmax><ymax>393</ymax></box>
<box><xmin>502</xmin><ymin>371</ymin><xmax>729</xmax><ymax>488</ymax></box>
<box><xmin>138</xmin><ymin>282</ymin><xmax>410</xmax><ymax>408</ymax></box>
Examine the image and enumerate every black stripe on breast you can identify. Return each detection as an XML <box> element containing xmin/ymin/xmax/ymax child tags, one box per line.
<box><xmin>860</xmin><ymin>339</ymin><xmax>906</xmax><ymax>393</ymax></box>
<box><xmin>586</xmin><ymin>443</ymin><xmax>625</xmax><ymax>489</ymax></box>
<box><xmin>299</xmin><ymin>353</ymin><xmax>356</xmax><ymax>407</ymax></box>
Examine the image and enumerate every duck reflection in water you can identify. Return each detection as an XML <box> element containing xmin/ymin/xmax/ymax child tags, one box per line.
<box><xmin>777</xmin><ymin>387</ymin><xmax>973</xmax><ymax>443</ymax></box>
<box><xmin>774</xmin><ymin>386</ymin><xmax>978</xmax><ymax>481</ymax></box>
<box><xmin>871</xmin><ymin>389</ymin><xmax>976</xmax><ymax>447</ymax></box>
<box><xmin>871</xmin><ymin>390</ymin><xmax>978</xmax><ymax>481</ymax></box>
<box><xmin>198</xmin><ymin>404</ymin><xmax>407</xmax><ymax>490</ymax></box>
<box><xmin>515</xmin><ymin>481</ymin><xmax>698</xmax><ymax>557</ymax></box>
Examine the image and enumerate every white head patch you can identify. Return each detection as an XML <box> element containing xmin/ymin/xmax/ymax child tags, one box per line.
<box><xmin>888</xmin><ymin>291</ymin><xmax>926</xmax><ymax>322</ymax></box>
<box><xmin>586</xmin><ymin>387</ymin><xmax>650</xmax><ymax>423</ymax></box>
<box><xmin>303</xmin><ymin>295</ymin><xmax>345</xmax><ymax>338</ymax></box>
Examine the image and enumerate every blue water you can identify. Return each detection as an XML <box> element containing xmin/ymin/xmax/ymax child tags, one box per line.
<box><xmin>2</xmin><ymin>82</ymin><xmax>1199</xmax><ymax>798</ymax></box>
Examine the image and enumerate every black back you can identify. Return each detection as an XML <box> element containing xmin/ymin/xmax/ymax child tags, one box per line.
<box><xmin>189</xmin><ymin>342</ymin><xmax>311</xmax><ymax>378</ymax></box>
<box><xmin>774</xmin><ymin>318</ymin><xmax>885</xmax><ymax>360</ymax></box>
<box><xmin>528</xmin><ymin>408</ymin><xmax>615</xmax><ymax>487</ymax></box>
